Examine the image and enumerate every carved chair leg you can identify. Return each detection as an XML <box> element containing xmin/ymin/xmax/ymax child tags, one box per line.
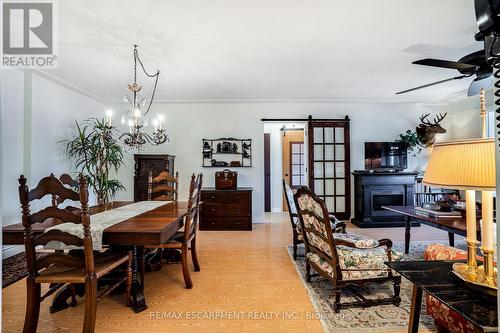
<box><xmin>393</xmin><ymin>278</ymin><xmax>401</xmax><ymax>306</ymax></box>
<box><xmin>69</xmin><ymin>283</ymin><xmax>77</xmax><ymax>307</ymax></box>
<box><xmin>305</xmin><ymin>261</ymin><xmax>311</xmax><ymax>282</ymax></box>
<box><xmin>293</xmin><ymin>239</ymin><xmax>298</xmax><ymax>260</ymax></box>
<box><xmin>191</xmin><ymin>237</ymin><xmax>201</xmax><ymax>272</ymax></box>
<box><xmin>333</xmin><ymin>286</ymin><xmax>341</xmax><ymax>313</ymax></box>
<box><xmin>181</xmin><ymin>244</ymin><xmax>193</xmax><ymax>289</ymax></box>
<box><xmin>82</xmin><ymin>276</ymin><xmax>98</xmax><ymax>333</ymax></box>
<box><xmin>126</xmin><ymin>252</ymin><xmax>133</xmax><ymax>307</ymax></box>
<box><xmin>23</xmin><ymin>277</ymin><xmax>41</xmax><ymax>333</ymax></box>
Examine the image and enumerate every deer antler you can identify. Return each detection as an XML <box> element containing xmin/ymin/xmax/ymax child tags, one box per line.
<box><xmin>433</xmin><ymin>112</ymin><xmax>447</xmax><ymax>124</ymax></box>
<box><xmin>419</xmin><ymin>113</ymin><xmax>432</xmax><ymax>126</ymax></box>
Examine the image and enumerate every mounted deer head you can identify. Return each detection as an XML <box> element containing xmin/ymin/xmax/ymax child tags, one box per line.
<box><xmin>416</xmin><ymin>112</ymin><xmax>447</xmax><ymax>147</ymax></box>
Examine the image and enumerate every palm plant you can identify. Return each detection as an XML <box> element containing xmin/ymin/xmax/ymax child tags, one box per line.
<box><xmin>63</xmin><ymin>118</ymin><xmax>125</xmax><ymax>204</ymax></box>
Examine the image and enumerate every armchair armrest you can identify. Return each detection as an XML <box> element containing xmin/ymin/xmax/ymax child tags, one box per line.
<box><xmin>328</xmin><ymin>214</ymin><xmax>346</xmax><ymax>233</ymax></box>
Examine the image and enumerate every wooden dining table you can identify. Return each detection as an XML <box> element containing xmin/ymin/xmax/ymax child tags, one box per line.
<box><xmin>2</xmin><ymin>200</ymin><xmax>188</xmax><ymax>313</ymax></box>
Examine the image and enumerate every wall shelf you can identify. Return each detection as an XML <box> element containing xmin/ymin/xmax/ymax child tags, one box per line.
<box><xmin>202</xmin><ymin>138</ymin><xmax>252</xmax><ymax>167</ymax></box>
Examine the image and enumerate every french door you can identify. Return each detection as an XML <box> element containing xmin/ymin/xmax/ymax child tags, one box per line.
<box><xmin>308</xmin><ymin>118</ymin><xmax>351</xmax><ymax>220</ymax></box>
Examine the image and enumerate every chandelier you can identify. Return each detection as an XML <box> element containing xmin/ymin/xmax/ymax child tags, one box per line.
<box><xmin>105</xmin><ymin>45</ymin><xmax>168</xmax><ymax>150</ymax></box>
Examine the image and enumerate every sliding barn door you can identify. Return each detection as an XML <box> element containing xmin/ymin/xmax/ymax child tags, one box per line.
<box><xmin>308</xmin><ymin>118</ymin><xmax>351</xmax><ymax>220</ymax></box>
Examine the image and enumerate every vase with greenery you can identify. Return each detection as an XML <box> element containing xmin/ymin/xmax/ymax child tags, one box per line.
<box><xmin>396</xmin><ymin>129</ymin><xmax>423</xmax><ymax>156</ymax></box>
<box><xmin>63</xmin><ymin>118</ymin><xmax>125</xmax><ymax>204</ymax></box>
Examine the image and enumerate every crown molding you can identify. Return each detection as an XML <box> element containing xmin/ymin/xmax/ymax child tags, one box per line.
<box><xmin>105</xmin><ymin>97</ymin><xmax>444</xmax><ymax>105</ymax></box>
<box><xmin>25</xmin><ymin>69</ymin><xmax>106</xmax><ymax>104</ymax></box>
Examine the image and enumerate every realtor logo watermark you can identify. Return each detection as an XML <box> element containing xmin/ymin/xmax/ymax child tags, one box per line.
<box><xmin>2</xmin><ymin>0</ymin><xmax>57</xmax><ymax>68</ymax></box>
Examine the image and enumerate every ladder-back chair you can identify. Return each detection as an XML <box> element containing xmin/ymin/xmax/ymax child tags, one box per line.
<box><xmin>18</xmin><ymin>174</ymin><xmax>132</xmax><ymax>333</ymax></box>
<box><xmin>147</xmin><ymin>171</ymin><xmax>179</xmax><ymax>201</ymax></box>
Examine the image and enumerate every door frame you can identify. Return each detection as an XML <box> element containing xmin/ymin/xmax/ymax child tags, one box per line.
<box><xmin>308</xmin><ymin>117</ymin><xmax>351</xmax><ymax>219</ymax></box>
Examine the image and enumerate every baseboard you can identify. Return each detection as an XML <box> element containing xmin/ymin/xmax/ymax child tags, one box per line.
<box><xmin>2</xmin><ymin>245</ymin><xmax>23</xmax><ymax>259</ymax></box>
<box><xmin>271</xmin><ymin>208</ymin><xmax>282</xmax><ymax>213</ymax></box>
<box><xmin>252</xmin><ymin>217</ymin><xmax>266</xmax><ymax>224</ymax></box>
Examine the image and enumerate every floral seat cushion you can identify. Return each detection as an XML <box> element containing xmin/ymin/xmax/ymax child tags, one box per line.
<box><xmin>307</xmin><ymin>246</ymin><xmax>402</xmax><ymax>281</ymax></box>
<box><xmin>333</xmin><ymin>232</ymin><xmax>379</xmax><ymax>249</ymax></box>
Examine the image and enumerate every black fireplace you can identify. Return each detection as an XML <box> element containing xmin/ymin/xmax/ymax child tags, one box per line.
<box><xmin>351</xmin><ymin>171</ymin><xmax>420</xmax><ymax>228</ymax></box>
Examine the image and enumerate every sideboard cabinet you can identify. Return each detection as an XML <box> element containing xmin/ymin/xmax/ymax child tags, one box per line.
<box><xmin>134</xmin><ymin>154</ymin><xmax>175</xmax><ymax>202</ymax></box>
<box><xmin>200</xmin><ymin>187</ymin><xmax>252</xmax><ymax>230</ymax></box>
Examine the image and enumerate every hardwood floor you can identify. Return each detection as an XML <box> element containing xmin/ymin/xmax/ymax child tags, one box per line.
<box><xmin>2</xmin><ymin>213</ymin><xmax>455</xmax><ymax>332</ymax></box>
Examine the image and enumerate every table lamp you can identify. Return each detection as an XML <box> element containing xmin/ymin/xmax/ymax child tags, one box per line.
<box><xmin>423</xmin><ymin>137</ymin><xmax>496</xmax><ymax>290</ymax></box>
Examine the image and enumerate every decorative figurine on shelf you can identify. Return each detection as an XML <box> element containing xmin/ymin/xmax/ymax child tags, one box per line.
<box><xmin>242</xmin><ymin>142</ymin><xmax>251</xmax><ymax>150</ymax></box>
<box><xmin>242</xmin><ymin>149</ymin><xmax>251</xmax><ymax>159</ymax></box>
<box><xmin>216</xmin><ymin>143</ymin><xmax>222</xmax><ymax>153</ymax></box>
<box><xmin>222</xmin><ymin>141</ymin><xmax>231</xmax><ymax>153</ymax></box>
<box><xmin>211</xmin><ymin>159</ymin><xmax>229</xmax><ymax>167</ymax></box>
<box><xmin>232</xmin><ymin>143</ymin><xmax>238</xmax><ymax>153</ymax></box>
<box><xmin>230</xmin><ymin>161</ymin><xmax>241</xmax><ymax>167</ymax></box>
<box><xmin>203</xmin><ymin>141</ymin><xmax>213</xmax><ymax>158</ymax></box>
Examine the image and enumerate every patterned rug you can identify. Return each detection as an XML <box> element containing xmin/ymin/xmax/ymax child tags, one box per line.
<box><xmin>2</xmin><ymin>252</ymin><xmax>48</xmax><ymax>288</ymax></box>
<box><xmin>287</xmin><ymin>240</ymin><xmax>467</xmax><ymax>333</ymax></box>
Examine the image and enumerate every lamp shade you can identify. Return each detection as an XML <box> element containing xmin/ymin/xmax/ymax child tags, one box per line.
<box><xmin>422</xmin><ymin>138</ymin><xmax>496</xmax><ymax>191</ymax></box>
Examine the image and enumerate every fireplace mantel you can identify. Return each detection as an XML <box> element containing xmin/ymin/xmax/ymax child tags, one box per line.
<box><xmin>351</xmin><ymin>171</ymin><xmax>420</xmax><ymax>228</ymax></box>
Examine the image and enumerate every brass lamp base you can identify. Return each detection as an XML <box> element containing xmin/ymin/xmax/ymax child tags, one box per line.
<box><xmin>452</xmin><ymin>262</ymin><xmax>497</xmax><ymax>297</ymax></box>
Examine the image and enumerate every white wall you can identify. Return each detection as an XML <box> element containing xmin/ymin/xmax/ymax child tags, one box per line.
<box><xmin>111</xmin><ymin>101</ymin><xmax>435</xmax><ymax>222</ymax></box>
<box><xmin>1</xmin><ymin>70</ymin><xmax>105</xmax><ymax>257</ymax></box>
<box><xmin>440</xmin><ymin>88</ymin><xmax>495</xmax><ymax>141</ymax></box>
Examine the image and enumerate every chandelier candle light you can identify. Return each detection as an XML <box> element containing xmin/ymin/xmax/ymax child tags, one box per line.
<box><xmin>105</xmin><ymin>45</ymin><xmax>168</xmax><ymax>150</ymax></box>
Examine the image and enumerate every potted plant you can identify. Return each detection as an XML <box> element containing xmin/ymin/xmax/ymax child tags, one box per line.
<box><xmin>63</xmin><ymin>118</ymin><xmax>125</xmax><ymax>204</ymax></box>
<box><xmin>396</xmin><ymin>129</ymin><xmax>422</xmax><ymax>156</ymax></box>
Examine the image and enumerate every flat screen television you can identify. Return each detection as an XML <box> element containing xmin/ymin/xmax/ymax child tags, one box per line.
<box><xmin>364</xmin><ymin>142</ymin><xmax>408</xmax><ymax>171</ymax></box>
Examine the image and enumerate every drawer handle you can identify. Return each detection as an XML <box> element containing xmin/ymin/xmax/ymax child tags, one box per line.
<box><xmin>210</xmin><ymin>195</ymin><xmax>216</xmax><ymax>199</ymax></box>
<box><xmin>235</xmin><ymin>195</ymin><xmax>241</xmax><ymax>199</ymax></box>
<box><xmin>235</xmin><ymin>221</ymin><xmax>241</xmax><ymax>224</ymax></box>
<box><xmin>211</xmin><ymin>208</ymin><xmax>216</xmax><ymax>212</ymax></box>
<box><xmin>210</xmin><ymin>222</ymin><xmax>216</xmax><ymax>225</ymax></box>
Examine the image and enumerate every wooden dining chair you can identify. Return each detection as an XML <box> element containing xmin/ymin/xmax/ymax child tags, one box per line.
<box><xmin>147</xmin><ymin>171</ymin><xmax>179</xmax><ymax>201</ymax></box>
<box><xmin>18</xmin><ymin>174</ymin><xmax>132</xmax><ymax>333</ymax></box>
<box><xmin>147</xmin><ymin>173</ymin><xmax>203</xmax><ymax>289</ymax></box>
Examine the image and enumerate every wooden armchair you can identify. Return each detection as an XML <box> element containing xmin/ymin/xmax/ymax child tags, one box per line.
<box><xmin>147</xmin><ymin>171</ymin><xmax>179</xmax><ymax>201</ymax></box>
<box><xmin>147</xmin><ymin>173</ymin><xmax>203</xmax><ymax>288</ymax></box>
<box><xmin>294</xmin><ymin>187</ymin><xmax>401</xmax><ymax>312</ymax></box>
<box><xmin>18</xmin><ymin>174</ymin><xmax>132</xmax><ymax>333</ymax></box>
<box><xmin>282</xmin><ymin>180</ymin><xmax>346</xmax><ymax>260</ymax></box>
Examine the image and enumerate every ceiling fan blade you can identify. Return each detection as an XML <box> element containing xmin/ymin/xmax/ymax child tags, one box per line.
<box><xmin>395</xmin><ymin>75</ymin><xmax>470</xmax><ymax>95</ymax></box>
<box><xmin>467</xmin><ymin>76</ymin><xmax>493</xmax><ymax>96</ymax></box>
<box><xmin>413</xmin><ymin>58</ymin><xmax>477</xmax><ymax>71</ymax></box>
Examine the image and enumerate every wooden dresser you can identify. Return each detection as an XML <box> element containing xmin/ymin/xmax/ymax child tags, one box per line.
<box><xmin>200</xmin><ymin>187</ymin><xmax>252</xmax><ymax>230</ymax></box>
<box><xmin>134</xmin><ymin>154</ymin><xmax>175</xmax><ymax>202</ymax></box>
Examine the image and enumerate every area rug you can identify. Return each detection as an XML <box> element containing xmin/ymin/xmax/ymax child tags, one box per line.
<box><xmin>2</xmin><ymin>252</ymin><xmax>48</xmax><ymax>288</ymax></box>
<box><xmin>287</xmin><ymin>240</ymin><xmax>467</xmax><ymax>333</ymax></box>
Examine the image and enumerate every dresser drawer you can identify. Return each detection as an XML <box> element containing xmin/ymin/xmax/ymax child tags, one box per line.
<box><xmin>201</xmin><ymin>203</ymin><xmax>250</xmax><ymax>217</ymax></box>
<box><xmin>199</xmin><ymin>216</ymin><xmax>252</xmax><ymax>231</ymax></box>
<box><xmin>201</xmin><ymin>191</ymin><xmax>226</xmax><ymax>203</ymax></box>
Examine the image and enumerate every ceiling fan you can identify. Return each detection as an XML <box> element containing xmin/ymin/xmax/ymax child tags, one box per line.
<box><xmin>395</xmin><ymin>50</ymin><xmax>493</xmax><ymax>96</ymax></box>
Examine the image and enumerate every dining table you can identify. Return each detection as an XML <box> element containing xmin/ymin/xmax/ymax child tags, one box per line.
<box><xmin>2</xmin><ymin>200</ymin><xmax>187</xmax><ymax>313</ymax></box>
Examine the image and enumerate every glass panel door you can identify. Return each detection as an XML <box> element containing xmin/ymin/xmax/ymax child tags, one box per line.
<box><xmin>308</xmin><ymin>119</ymin><xmax>350</xmax><ymax>219</ymax></box>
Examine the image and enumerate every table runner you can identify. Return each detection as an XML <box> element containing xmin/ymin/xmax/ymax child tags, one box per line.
<box><xmin>44</xmin><ymin>201</ymin><xmax>170</xmax><ymax>251</ymax></box>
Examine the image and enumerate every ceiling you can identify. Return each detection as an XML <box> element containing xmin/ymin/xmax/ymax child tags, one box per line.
<box><xmin>46</xmin><ymin>0</ymin><xmax>482</xmax><ymax>103</ymax></box>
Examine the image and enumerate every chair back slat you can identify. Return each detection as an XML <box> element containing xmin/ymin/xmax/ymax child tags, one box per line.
<box><xmin>33</xmin><ymin>230</ymin><xmax>84</xmax><ymax>247</ymax></box>
<box><xmin>152</xmin><ymin>185</ymin><xmax>176</xmax><ymax>193</ymax></box>
<box><xmin>148</xmin><ymin>171</ymin><xmax>179</xmax><ymax>201</ymax></box>
<box><xmin>29</xmin><ymin>206</ymin><xmax>82</xmax><ymax>225</ymax></box>
<box><xmin>18</xmin><ymin>174</ymin><xmax>95</xmax><ymax>278</ymax></box>
<box><xmin>294</xmin><ymin>187</ymin><xmax>339</xmax><ymax>274</ymax></box>
<box><xmin>183</xmin><ymin>173</ymin><xmax>203</xmax><ymax>241</ymax></box>
<box><xmin>28</xmin><ymin>174</ymin><xmax>80</xmax><ymax>203</ymax></box>
<box><xmin>37</xmin><ymin>252</ymin><xmax>84</xmax><ymax>271</ymax></box>
<box><xmin>53</xmin><ymin>174</ymin><xmax>79</xmax><ymax>206</ymax></box>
